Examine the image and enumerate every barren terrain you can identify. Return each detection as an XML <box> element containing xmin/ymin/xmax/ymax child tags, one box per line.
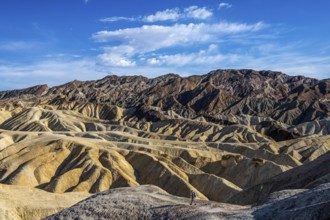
<box><xmin>0</xmin><ymin>69</ymin><xmax>329</xmax><ymax>219</ymax></box>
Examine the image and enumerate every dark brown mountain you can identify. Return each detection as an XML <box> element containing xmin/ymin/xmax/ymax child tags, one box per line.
<box><xmin>0</xmin><ymin>69</ymin><xmax>329</xmax><ymax>126</ymax></box>
<box><xmin>0</xmin><ymin>84</ymin><xmax>49</xmax><ymax>99</ymax></box>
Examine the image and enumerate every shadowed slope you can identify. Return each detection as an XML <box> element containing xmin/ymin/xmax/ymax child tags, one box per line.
<box><xmin>228</xmin><ymin>152</ymin><xmax>330</xmax><ymax>205</ymax></box>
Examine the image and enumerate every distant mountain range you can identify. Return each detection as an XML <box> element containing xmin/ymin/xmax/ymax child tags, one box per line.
<box><xmin>1</xmin><ymin>69</ymin><xmax>329</xmax><ymax>124</ymax></box>
<box><xmin>1</xmin><ymin>69</ymin><xmax>329</xmax><ymax>141</ymax></box>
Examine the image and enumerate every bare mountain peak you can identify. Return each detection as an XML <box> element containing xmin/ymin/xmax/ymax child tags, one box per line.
<box><xmin>0</xmin><ymin>69</ymin><xmax>329</xmax><ymax>126</ymax></box>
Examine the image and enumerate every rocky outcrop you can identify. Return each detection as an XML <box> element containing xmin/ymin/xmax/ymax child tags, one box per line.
<box><xmin>45</xmin><ymin>184</ymin><xmax>330</xmax><ymax>220</ymax></box>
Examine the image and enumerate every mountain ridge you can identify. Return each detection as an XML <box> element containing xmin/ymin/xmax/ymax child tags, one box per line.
<box><xmin>1</xmin><ymin>69</ymin><xmax>329</xmax><ymax>126</ymax></box>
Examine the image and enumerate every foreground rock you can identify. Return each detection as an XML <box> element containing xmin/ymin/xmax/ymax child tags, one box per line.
<box><xmin>45</xmin><ymin>184</ymin><xmax>330</xmax><ymax>220</ymax></box>
<box><xmin>247</xmin><ymin>183</ymin><xmax>330</xmax><ymax>220</ymax></box>
<box><xmin>45</xmin><ymin>185</ymin><xmax>248</xmax><ymax>220</ymax></box>
<box><xmin>0</xmin><ymin>184</ymin><xmax>88</xmax><ymax>220</ymax></box>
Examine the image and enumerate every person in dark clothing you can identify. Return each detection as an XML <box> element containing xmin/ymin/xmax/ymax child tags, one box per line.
<box><xmin>190</xmin><ymin>190</ymin><xmax>196</xmax><ymax>205</ymax></box>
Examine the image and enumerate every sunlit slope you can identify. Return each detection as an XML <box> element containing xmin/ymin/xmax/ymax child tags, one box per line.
<box><xmin>0</xmin><ymin>123</ymin><xmax>329</xmax><ymax>202</ymax></box>
<box><xmin>0</xmin><ymin>183</ymin><xmax>88</xmax><ymax>220</ymax></box>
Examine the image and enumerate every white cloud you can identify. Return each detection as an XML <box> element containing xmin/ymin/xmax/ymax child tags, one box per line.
<box><xmin>184</xmin><ymin>6</ymin><xmax>213</xmax><ymax>19</ymax></box>
<box><xmin>98</xmin><ymin>53</ymin><xmax>136</xmax><ymax>67</ymax></box>
<box><xmin>93</xmin><ymin>22</ymin><xmax>266</xmax><ymax>50</ymax></box>
<box><xmin>100</xmin><ymin>6</ymin><xmax>213</xmax><ymax>23</ymax></box>
<box><xmin>99</xmin><ymin>16</ymin><xmax>137</xmax><ymax>22</ymax></box>
<box><xmin>143</xmin><ymin>6</ymin><xmax>212</xmax><ymax>22</ymax></box>
<box><xmin>147</xmin><ymin>58</ymin><xmax>162</xmax><ymax>65</ymax></box>
<box><xmin>218</xmin><ymin>2</ymin><xmax>232</xmax><ymax>10</ymax></box>
<box><xmin>97</xmin><ymin>45</ymin><xmax>136</xmax><ymax>67</ymax></box>
<box><xmin>93</xmin><ymin>21</ymin><xmax>266</xmax><ymax>67</ymax></box>
<box><xmin>146</xmin><ymin>44</ymin><xmax>223</xmax><ymax>66</ymax></box>
<box><xmin>143</xmin><ymin>8</ymin><xmax>180</xmax><ymax>22</ymax></box>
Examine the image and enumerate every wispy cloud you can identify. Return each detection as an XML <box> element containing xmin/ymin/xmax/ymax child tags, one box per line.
<box><xmin>0</xmin><ymin>59</ymin><xmax>105</xmax><ymax>90</ymax></box>
<box><xmin>100</xmin><ymin>5</ymin><xmax>213</xmax><ymax>23</ymax></box>
<box><xmin>143</xmin><ymin>8</ymin><xmax>180</xmax><ymax>22</ymax></box>
<box><xmin>93</xmin><ymin>22</ymin><xmax>265</xmax><ymax>45</ymax></box>
<box><xmin>243</xmin><ymin>53</ymin><xmax>330</xmax><ymax>79</ymax></box>
<box><xmin>218</xmin><ymin>2</ymin><xmax>232</xmax><ymax>10</ymax></box>
<box><xmin>0</xmin><ymin>41</ymin><xmax>42</xmax><ymax>51</ymax></box>
<box><xmin>92</xmin><ymin>21</ymin><xmax>265</xmax><ymax>68</ymax></box>
<box><xmin>184</xmin><ymin>6</ymin><xmax>213</xmax><ymax>19</ymax></box>
<box><xmin>146</xmin><ymin>44</ymin><xmax>229</xmax><ymax>66</ymax></box>
<box><xmin>92</xmin><ymin>12</ymin><xmax>330</xmax><ymax>80</ymax></box>
<box><xmin>0</xmin><ymin>58</ymin><xmax>181</xmax><ymax>90</ymax></box>
<box><xmin>147</xmin><ymin>47</ymin><xmax>330</xmax><ymax>79</ymax></box>
<box><xmin>99</xmin><ymin>16</ymin><xmax>137</xmax><ymax>22</ymax></box>
<box><xmin>1</xmin><ymin>47</ymin><xmax>330</xmax><ymax>91</ymax></box>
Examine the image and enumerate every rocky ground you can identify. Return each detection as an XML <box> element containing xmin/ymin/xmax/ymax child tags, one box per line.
<box><xmin>45</xmin><ymin>184</ymin><xmax>330</xmax><ymax>220</ymax></box>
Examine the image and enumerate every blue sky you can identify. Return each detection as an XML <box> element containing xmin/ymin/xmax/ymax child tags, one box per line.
<box><xmin>1</xmin><ymin>0</ymin><xmax>330</xmax><ymax>90</ymax></box>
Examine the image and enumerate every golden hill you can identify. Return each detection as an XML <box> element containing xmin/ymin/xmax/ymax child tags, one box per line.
<box><xmin>0</xmin><ymin>105</ymin><xmax>329</xmax><ymax>204</ymax></box>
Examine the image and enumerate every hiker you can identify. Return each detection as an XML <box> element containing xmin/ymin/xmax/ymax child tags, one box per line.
<box><xmin>190</xmin><ymin>190</ymin><xmax>196</xmax><ymax>205</ymax></box>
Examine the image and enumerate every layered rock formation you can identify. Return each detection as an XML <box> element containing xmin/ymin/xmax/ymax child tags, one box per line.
<box><xmin>0</xmin><ymin>69</ymin><xmax>329</xmax><ymax>219</ymax></box>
